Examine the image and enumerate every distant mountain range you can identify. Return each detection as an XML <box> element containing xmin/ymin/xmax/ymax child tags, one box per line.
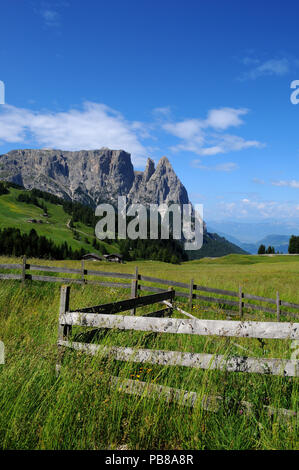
<box><xmin>208</xmin><ymin>228</ymin><xmax>291</xmax><ymax>254</ymax></box>
<box><xmin>207</xmin><ymin>219</ymin><xmax>299</xmax><ymax>244</ymax></box>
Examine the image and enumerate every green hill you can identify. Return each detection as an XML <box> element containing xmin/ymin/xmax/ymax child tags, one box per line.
<box><xmin>0</xmin><ymin>183</ymin><xmax>118</xmax><ymax>256</ymax></box>
<box><xmin>187</xmin><ymin>232</ymin><xmax>248</xmax><ymax>259</ymax></box>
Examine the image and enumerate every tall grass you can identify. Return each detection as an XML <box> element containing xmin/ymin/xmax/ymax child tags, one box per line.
<box><xmin>0</xmin><ymin>256</ymin><xmax>298</xmax><ymax>449</ymax></box>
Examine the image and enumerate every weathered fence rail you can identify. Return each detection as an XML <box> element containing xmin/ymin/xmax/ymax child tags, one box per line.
<box><xmin>58</xmin><ymin>340</ymin><xmax>298</xmax><ymax>377</ymax></box>
<box><xmin>1</xmin><ymin>257</ymin><xmax>299</xmax><ymax>320</ymax></box>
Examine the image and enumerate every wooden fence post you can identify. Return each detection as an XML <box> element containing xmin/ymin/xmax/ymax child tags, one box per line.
<box><xmin>81</xmin><ymin>260</ymin><xmax>85</xmax><ymax>284</ymax></box>
<box><xmin>57</xmin><ymin>285</ymin><xmax>71</xmax><ymax>376</ymax></box>
<box><xmin>239</xmin><ymin>285</ymin><xmax>244</xmax><ymax>319</ymax></box>
<box><xmin>22</xmin><ymin>255</ymin><xmax>27</xmax><ymax>286</ymax></box>
<box><xmin>130</xmin><ymin>266</ymin><xmax>139</xmax><ymax>315</ymax></box>
<box><xmin>189</xmin><ymin>278</ymin><xmax>194</xmax><ymax>309</ymax></box>
<box><xmin>276</xmin><ymin>291</ymin><xmax>281</xmax><ymax>322</ymax></box>
<box><xmin>168</xmin><ymin>286</ymin><xmax>174</xmax><ymax>316</ymax></box>
<box><xmin>58</xmin><ymin>285</ymin><xmax>71</xmax><ymax>339</ymax></box>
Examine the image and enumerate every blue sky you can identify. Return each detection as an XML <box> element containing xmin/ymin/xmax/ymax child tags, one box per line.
<box><xmin>1</xmin><ymin>0</ymin><xmax>299</xmax><ymax>230</ymax></box>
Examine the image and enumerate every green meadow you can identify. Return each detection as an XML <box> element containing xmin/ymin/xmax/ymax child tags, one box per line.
<box><xmin>0</xmin><ymin>187</ymin><xmax>118</xmax><ymax>253</ymax></box>
<box><xmin>0</xmin><ymin>254</ymin><xmax>298</xmax><ymax>450</ymax></box>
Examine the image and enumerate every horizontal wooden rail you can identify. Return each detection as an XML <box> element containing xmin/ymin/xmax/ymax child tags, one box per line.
<box><xmin>30</xmin><ymin>274</ymin><xmax>83</xmax><ymax>284</ymax></box>
<box><xmin>243</xmin><ymin>302</ymin><xmax>277</xmax><ymax>315</ymax></box>
<box><xmin>86</xmin><ymin>280</ymin><xmax>131</xmax><ymax>289</ymax></box>
<box><xmin>280</xmin><ymin>310</ymin><xmax>299</xmax><ymax>319</ymax></box>
<box><xmin>59</xmin><ymin>340</ymin><xmax>298</xmax><ymax>377</ymax></box>
<box><xmin>0</xmin><ymin>273</ymin><xmax>22</xmax><ymax>280</ymax></box>
<box><xmin>60</xmin><ymin>314</ymin><xmax>299</xmax><ymax>340</ymax></box>
<box><xmin>139</xmin><ymin>284</ymin><xmax>165</xmax><ymax>294</ymax></box>
<box><xmin>0</xmin><ymin>263</ymin><xmax>23</xmax><ymax>270</ymax></box>
<box><xmin>194</xmin><ymin>294</ymin><xmax>239</xmax><ymax>307</ymax></box>
<box><xmin>195</xmin><ymin>285</ymin><xmax>238</xmax><ymax>297</ymax></box>
<box><xmin>56</xmin><ymin>360</ymin><xmax>297</xmax><ymax>419</ymax></box>
<box><xmin>29</xmin><ymin>264</ymin><xmax>81</xmax><ymax>274</ymax></box>
<box><xmin>139</xmin><ymin>275</ymin><xmax>189</xmax><ymax>289</ymax></box>
<box><xmin>243</xmin><ymin>293</ymin><xmax>276</xmax><ymax>304</ymax></box>
<box><xmin>110</xmin><ymin>377</ymin><xmax>298</xmax><ymax>421</ymax></box>
<box><xmin>71</xmin><ymin>290</ymin><xmax>174</xmax><ymax>315</ymax></box>
<box><xmin>85</xmin><ymin>270</ymin><xmax>134</xmax><ymax>279</ymax></box>
<box><xmin>281</xmin><ymin>300</ymin><xmax>299</xmax><ymax>309</ymax></box>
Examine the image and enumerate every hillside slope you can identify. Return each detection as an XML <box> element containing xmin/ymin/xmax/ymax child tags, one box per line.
<box><xmin>0</xmin><ymin>184</ymin><xmax>118</xmax><ymax>255</ymax></box>
<box><xmin>187</xmin><ymin>232</ymin><xmax>248</xmax><ymax>259</ymax></box>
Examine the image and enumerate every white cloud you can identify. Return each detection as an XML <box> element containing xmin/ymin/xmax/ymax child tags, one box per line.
<box><xmin>272</xmin><ymin>180</ymin><xmax>299</xmax><ymax>188</ymax></box>
<box><xmin>239</xmin><ymin>58</ymin><xmax>291</xmax><ymax>80</ymax></box>
<box><xmin>152</xmin><ymin>106</ymin><xmax>172</xmax><ymax>117</ymax></box>
<box><xmin>218</xmin><ymin>197</ymin><xmax>299</xmax><ymax>220</ymax></box>
<box><xmin>41</xmin><ymin>9</ymin><xmax>60</xmax><ymax>27</ymax></box>
<box><xmin>0</xmin><ymin>102</ymin><xmax>148</xmax><ymax>166</ymax></box>
<box><xmin>252</xmin><ymin>177</ymin><xmax>265</xmax><ymax>185</ymax></box>
<box><xmin>191</xmin><ymin>160</ymin><xmax>238</xmax><ymax>172</ymax></box>
<box><xmin>163</xmin><ymin>107</ymin><xmax>264</xmax><ymax>156</ymax></box>
<box><xmin>164</xmin><ymin>119</ymin><xmax>203</xmax><ymax>140</ymax></box>
<box><xmin>34</xmin><ymin>2</ymin><xmax>70</xmax><ymax>29</ymax></box>
<box><xmin>242</xmin><ymin>57</ymin><xmax>260</xmax><ymax>66</ymax></box>
<box><xmin>204</xmin><ymin>108</ymin><xmax>248</xmax><ymax>130</ymax></box>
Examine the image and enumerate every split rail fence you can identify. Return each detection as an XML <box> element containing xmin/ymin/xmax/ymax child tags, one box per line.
<box><xmin>1</xmin><ymin>256</ymin><xmax>299</xmax><ymax>321</ymax></box>
<box><xmin>57</xmin><ymin>285</ymin><xmax>299</xmax><ymax>419</ymax></box>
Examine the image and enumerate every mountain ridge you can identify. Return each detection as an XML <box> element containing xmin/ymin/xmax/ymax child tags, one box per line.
<box><xmin>0</xmin><ymin>148</ymin><xmax>189</xmax><ymax>208</ymax></box>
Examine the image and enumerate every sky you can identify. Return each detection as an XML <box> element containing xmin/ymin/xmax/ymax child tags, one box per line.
<box><xmin>1</xmin><ymin>0</ymin><xmax>299</xmax><ymax>234</ymax></box>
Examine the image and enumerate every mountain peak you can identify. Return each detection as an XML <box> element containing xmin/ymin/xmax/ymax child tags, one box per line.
<box><xmin>157</xmin><ymin>155</ymin><xmax>171</xmax><ymax>167</ymax></box>
<box><xmin>143</xmin><ymin>158</ymin><xmax>155</xmax><ymax>182</ymax></box>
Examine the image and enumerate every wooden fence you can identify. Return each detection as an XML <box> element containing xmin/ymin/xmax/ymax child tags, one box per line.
<box><xmin>1</xmin><ymin>257</ymin><xmax>299</xmax><ymax>321</ymax></box>
<box><xmin>57</xmin><ymin>285</ymin><xmax>299</xmax><ymax>419</ymax></box>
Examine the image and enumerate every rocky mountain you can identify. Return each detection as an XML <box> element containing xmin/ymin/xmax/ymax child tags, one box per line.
<box><xmin>0</xmin><ymin>148</ymin><xmax>189</xmax><ymax>208</ymax></box>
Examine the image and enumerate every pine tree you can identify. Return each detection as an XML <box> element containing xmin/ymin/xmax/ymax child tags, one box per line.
<box><xmin>258</xmin><ymin>244</ymin><xmax>266</xmax><ymax>254</ymax></box>
<box><xmin>288</xmin><ymin>235</ymin><xmax>298</xmax><ymax>254</ymax></box>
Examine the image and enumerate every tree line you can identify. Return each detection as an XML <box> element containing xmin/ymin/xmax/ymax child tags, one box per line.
<box><xmin>258</xmin><ymin>236</ymin><xmax>299</xmax><ymax>254</ymax></box>
<box><xmin>257</xmin><ymin>245</ymin><xmax>276</xmax><ymax>254</ymax></box>
<box><xmin>118</xmin><ymin>238</ymin><xmax>187</xmax><ymax>264</ymax></box>
<box><xmin>0</xmin><ymin>227</ymin><xmax>87</xmax><ymax>260</ymax></box>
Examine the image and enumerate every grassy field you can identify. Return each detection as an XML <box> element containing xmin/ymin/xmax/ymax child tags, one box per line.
<box><xmin>0</xmin><ymin>187</ymin><xmax>118</xmax><ymax>253</ymax></box>
<box><xmin>0</xmin><ymin>254</ymin><xmax>298</xmax><ymax>450</ymax></box>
